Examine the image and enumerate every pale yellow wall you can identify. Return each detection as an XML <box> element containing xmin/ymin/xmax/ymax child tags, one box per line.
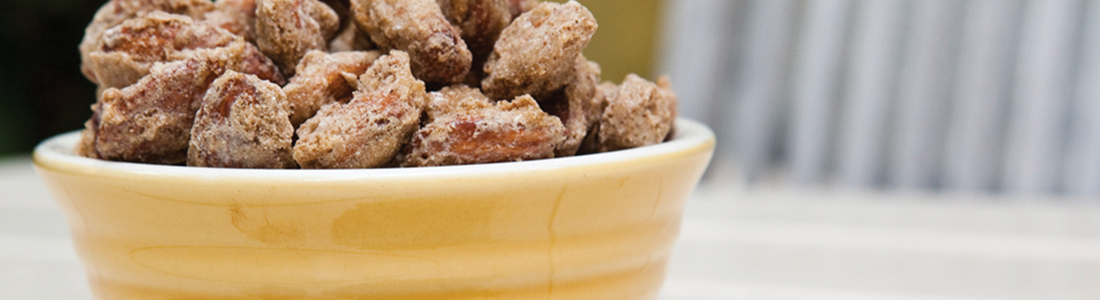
<box><xmin>549</xmin><ymin>0</ymin><xmax>663</xmax><ymax>83</ymax></box>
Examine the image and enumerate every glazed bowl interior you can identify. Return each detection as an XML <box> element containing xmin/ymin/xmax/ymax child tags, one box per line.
<box><xmin>34</xmin><ymin>118</ymin><xmax>715</xmax><ymax>300</ymax></box>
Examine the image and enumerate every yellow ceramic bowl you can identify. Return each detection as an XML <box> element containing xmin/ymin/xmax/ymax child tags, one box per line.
<box><xmin>33</xmin><ymin>119</ymin><xmax>714</xmax><ymax>300</ymax></box>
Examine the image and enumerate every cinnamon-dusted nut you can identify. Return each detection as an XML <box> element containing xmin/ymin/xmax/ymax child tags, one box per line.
<box><xmin>506</xmin><ymin>0</ymin><xmax>539</xmax><ymax>19</ymax></box>
<box><xmin>75</xmin><ymin>103</ymin><xmax>103</xmax><ymax>159</ymax></box>
<box><xmin>596</xmin><ymin>74</ymin><xmax>678</xmax><ymax>152</ymax></box>
<box><xmin>293</xmin><ymin>50</ymin><xmax>428</xmax><ymax>169</ymax></box>
<box><xmin>481</xmin><ymin>0</ymin><xmax>597</xmax><ymax>100</ymax></box>
<box><xmin>90</xmin><ymin>14</ymin><xmax>286</xmax><ymax>89</ymax></box>
<box><xmin>188</xmin><ymin>71</ymin><xmax>296</xmax><ymax>168</ymax></box>
<box><xmin>283</xmin><ymin>50</ymin><xmax>381</xmax><ymax>126</ymax></box>
<box><xmin>351</xmin><ymin>0</ymin><xmax>473</xmax><ymax>84</ymax></box>
<box><xmin>88</xmin><ymin>12</ymin><xmax>238</xmax><ymax>89</ymax></box>
<box><xmin>576</xmin><ymin>81</ymin><xmax>616</xmax><ymax>154</ymax></box>
<box><xmin>400</xmin><ymin>86</ymin><xmax>566</xmax><ymax>167</ymax></box>
<box><xmin>255</xmin><ymin>0</ymin><xmax>341</xmax><ymax>76</ymax></box>
<box><xmin>203</xmin><ymin>0</ymin><xmax>259</xmax><ymax>42</ymax></box>
<box><xmin>540</xmin><ymin>55</ymin><xmax>600</xmax><ymax>157</ymax></box>
<box><xmin>436</xmin><ymin>0</ymin><xmax>511</xmax><ymax>58</ymax></box>
<box><xmin>79</xmin><ymin>0</ymin><xmax>216</xmax><ymax>84</ymax></box>
<box><xmin>85</xmin><ymin>42</ymin><xmax>283</xmax><ymax>164</ymax></box>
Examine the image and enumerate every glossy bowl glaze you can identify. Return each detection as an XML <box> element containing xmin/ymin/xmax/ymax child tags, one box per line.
<box><xmin>33</xmin><ymin>119</ymin><xmax>714</xmax><ymax>300</ymax></box>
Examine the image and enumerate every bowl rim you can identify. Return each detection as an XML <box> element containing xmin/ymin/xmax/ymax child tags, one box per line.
<box><xmin>34</xmin><ymin>118</ymin><xmax>715</xmax><ymax>179</ymax></box>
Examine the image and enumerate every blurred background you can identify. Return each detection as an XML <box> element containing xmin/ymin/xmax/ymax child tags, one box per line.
<box><xmin>0</xmin><ymin>0</ymin><xmax>101</xmax><ymax>157</ymax></box>
<box><xmin>660</xmin><ymin>0</ymin><xmax>1100</xmax><ymax>197</ymax></box>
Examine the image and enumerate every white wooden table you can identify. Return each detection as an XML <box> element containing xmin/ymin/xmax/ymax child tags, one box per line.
<box><xmin>3</xmin><ymin>156</ymin><xmax>1099</xmax><ymax>299</ymax></box>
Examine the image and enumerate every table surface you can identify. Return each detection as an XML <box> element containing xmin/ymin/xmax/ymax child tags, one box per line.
<box><xmin>4</xmin><ymin>156</ymin><xmax>1100</xmax><ymax>300</ymax></box>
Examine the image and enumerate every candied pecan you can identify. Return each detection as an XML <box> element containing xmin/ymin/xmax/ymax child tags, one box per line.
<box><xmin>351</xmin><ymin>0</ymin><xmax>473</xmax><ymax>84</ymax></box>
<box><xmin>284</xmin><ymin>50</ymin><xmax>381</xmax><ymax>126</ymax></box>
<box><xmin>437</xmin><ymin>0</ymin><xmax>511</xmax><ymax>57</ymax></box>
<box><xmin>228</xmin><ymin>40</ymin><xmax>288</xmax><ymax>86</ymax></box>
<box><xmin>75</xmin><ymin>103</ymin><xmax>103</xmax><ymax>159</ymax></box>
<box><xmin>255</xmin><ymin>0</ymin><xmax>341</xmax><ymax>76</ymax></box>
<box><xmin>328</xmin><ymin>18</ymin><xmax>375</xmax><ymax>52</ymax></box>
<box><xmin>87</xmin><ymin>12</ymin><xmax>236</xmax><ymax>89</ymax></box>
<box><xmin>507</xmin><ymin>0</ymin><xmax>538</xmax><ymax>19</ymax></box>
<box><xmin>399</xmin><ymin>87</ymin><xmax>566</xmax><ymax>167</ymax></box>
<box><xmin>79</xmin><ymin>0</ymin><xmax>215</xmax><ymax>84</ymax></box>
<box><xmin>203</xmin><ymin>0</ymin><xmax>258</xmax><ymax>42</ymax></box>
<box><xmin>596</xmin><ymin>74</ymin><xmax>678</xmax><ymax>152</ymax></box>
<box><xmin>87</xmin><ymin>14</ymin><xmax>285</xmax><ymax>89</ymax></box>
<box><xmin>87</xmin><ymin>43</ymin><xmax>281</xmax><ymax>164</ymax></box>
<box><xmin>576</xmin><ymin>81</ymin><xmax>616</xmax><ymax>154</ymax></box>
<box><xmin>188</xmin><ymin>71</ymin><xmax>296</xmax><ymax>168</ymax></box>
<box><xmin>481</xmin><ymin>1</ymin><xmax>597</xmax><ymax>100</ymax></box>
<box><xmin>421</xmin><ymin>84</ymin><xmax>490</xmax><ymax>122</ymax></box>
<box><xmin>293</xmin><ymin>51</ymin><xmax>428</xmax><ymax>169</ymax></box>
<box><xmin>656</xmin><ymin>75</ymin><xmax>679</xmax><ymax>135</ymax></box>
<box><xmin>541</xmin><ymin>55</ymin><xmax>600</xmax><ymax>157</ymax></box>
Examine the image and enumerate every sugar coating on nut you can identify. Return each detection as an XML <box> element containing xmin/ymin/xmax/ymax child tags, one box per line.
<box><xmin>204</xmin><ymin>0</ymin><xmax>258</xmax><ymax>42</ymax></box>
<box><xmin>79</xmin><ymin>0</ymin><xmax>216</xmax><ymax>84</ymax></box>
<box><xmin>597</xmin><ymin>74</ymin><xmax>678</xmax><ymax>152</ymax></box>
<box><xmin>436</xmin><ymin>0</ymin><xmax>511</xmax><ymax>58</ymax></box>
<box><xmin>351</xmin><ymin>0</ymin><xmax>472</xmax><ymax>84</ymax></box>
<box><xmin>75</xmin><ymin>103</ymin><xmax>103</xmax><ymax>159</ymax></box>
<box><xmin>84</xmin><ymin>42</ymin><xmax>282</xmax><ymax>164</ymax></box>
<box><xmin>87</xmin><ymin>12</ymin><xmax>237</xmax><ymax>89</ymax></box>
<box><xmin>400</xmin><ymin>86</ymin><xmax>566</xmax><ymax>167</ymax></box>
<box><xmin>481</xmin><ymin>1</ymin><xmax>597</xmax><ymax>100</ymax></box>
<box><xmin>419</xmin><ymin>85</ymin><xmax>489</xmax><ymax>122</ymax></box>
<box><xmin>328</xmin><ymin>18</ymin><xmax>375</xmax><ymax>52</ymax></box>
<box><xmin>90</xmin><ymin>16</ymin><xmax>286</xmax><ymax>89</ymax></box>
<box><xmin>507</xmin><ymin>0</ymin><xmax>539</xmax><ymax>19</ymax></box>
<box><xmin>255</xmin><ymin>0</ymin><xmax>340</xmax><ymax>76</ymax></box>
<box><xmin>577</xmin><ymin>81</ymin><xmax>616</xmax><ymax>154</ymax></box>
<box><xmin>74</xmin><ymin>0</ymin><xmax>680</xmax><ymax>169</ymax></box>
<box><xmin>656</xmin><ymin>75</ymin><xmax>679</xmax><ymax>129</ymax></box>
<box><xmin>540</xmin><ymin>55</ymin><xmax>600</xmax><ymax>157</ymax></box>
<box><xmin>284</xmin><ymin>50</ymin><xmax>381</xmax><ymax>126</ymax></box>
<box><xmin>188</xmin><ymin>71</ymin><xmax>295</xmax><ymax>168</ymax></box>
<box><xmin>293</xmin><ymin>51</ymin><xmax>427</xmax><ymax>169</ymax></box>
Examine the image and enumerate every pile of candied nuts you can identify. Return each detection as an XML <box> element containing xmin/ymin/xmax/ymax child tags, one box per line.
<box><xmin>75</xmin><ymin>0</ymin><xmax>679</xmax><ymax>169</ymax></box>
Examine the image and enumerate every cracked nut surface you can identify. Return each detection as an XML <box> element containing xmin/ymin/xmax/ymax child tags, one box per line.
<box><xmin>596</xmin><ymin>74</ymin><xmax>678</xmax><ymax>153</ymax></box>
<box><xmin>293</xmin><ymin>51</ymin><xmax>428</xmax><ymax>169</ymax></box>
<box><xmin>82</xmin><ymin>42</ymin><xmax>284</xmax><ymax>164</ymax></box>
<box><xmin>88</xmin><ymin>12</ymin><xmax>238</xmax><ymax>89</ymax></box>
<box><xmin>255</xmin><ymin>0</ymin><xmax>340</xmax><ymax>76</ymax></box>
<box><xmin>79</xmin><ymin>0</ymin><xmax>216</xmax><ymax>84</ymax></box>
<box><xmin>351</xmin><ymin>0</ymin><xmax>472</xmax><ymax>84</ymax></box>
<box><xmin>539</xmin><ymin>55</ymin><xmax>599</xmax><ymax>157</ymax></box>
<box><xmin>400</xmin><ymin>85</ymin><xmax>565</xmax><ymax>167</ymax></box>
<box><xmin>436</xmin><ymin>0</ymin><xmax>511</xmax><ymax>58</ymax></box>
<box><xmin>283</xmin><ymin>50</ymin><xmax>381</xmax><ymax>126</ymax></box>
<box><xmin>203</xmin><ymin>0</ymin><xmax>259</xmax><ymax>42</ymax></box>
<box><xmin>188</xmin><ymin>70</ymin><xmax>296</xmax><ymax>168</ymax></box>
<box><xmin>480</xmin><ymin>0</ymin><xmax>597</xmax><ymax>100</ymax></box>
